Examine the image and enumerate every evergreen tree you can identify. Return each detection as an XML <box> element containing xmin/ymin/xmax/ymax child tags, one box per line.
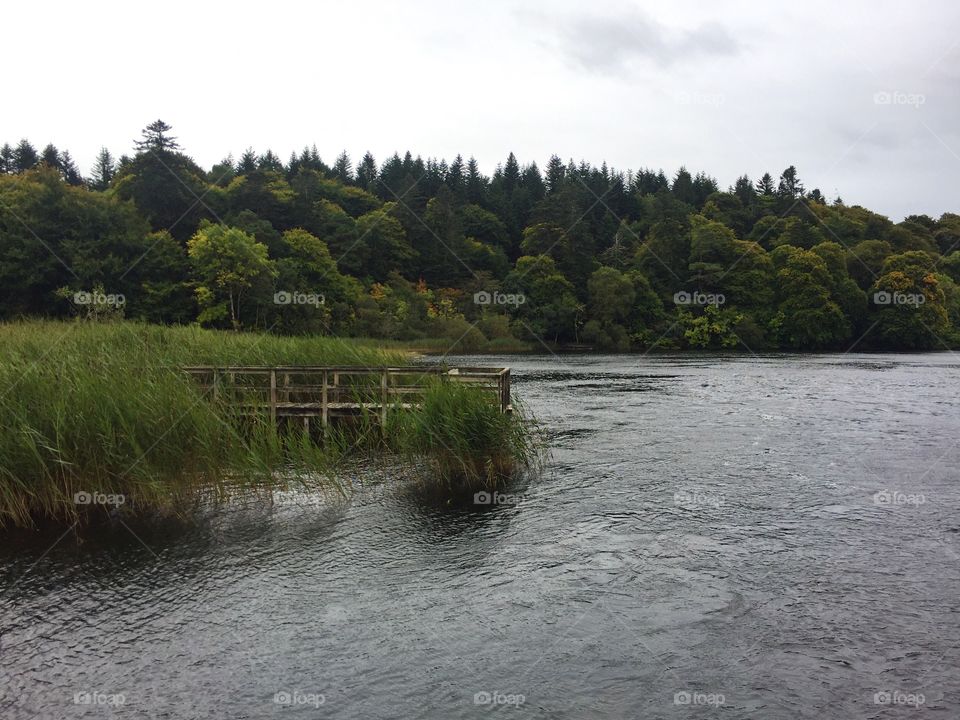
<box><xmin>134</xmin><ymin>120</ymin><xmax>179</xmax><ymax>153</ymax></box>
<box><xmin>13</xmin><ymin>139</ymin><xmax>39</xmax><ymax>172</ymax></box>
<box><xmin>733</xmin><ymin>175</ymin><xmax>756</xmax><ymax>205</ymax></box>
<box><xmin>237</xmin><ymin>148</ymin><xmax>257</xmax><ymax>174</ymax></box>
<box><xmin>777</xmin><ymin>165</ymin><xmax>804</xmax><ymax>199</ymax></box>
<box><xmin>59</xmin><ymin>151</ymin><xmax>83</xmax><ymax>185</ymax></box>
<box><xmin>755</xmin><ymin>172</ymin><xmax>775</xmax><ymax>196</ymax></box>
<box><xmin>546</xmin><ymin>155</ymin><xmax>566</xmax><ymax>193</ymax></box>
<box><xmin>357</xmin><ymin>152</ymin><xmax>378</xmax><ymax>191</ymax></box>
<box><xmin>0</xmin><ymin>143</ymin><xmax>13</xmax><ymax>173</ymax></box>
<box><xmin>90</xmin><ymin>147</ymin><xmax>116</xmax><ymax>191</ymax></box>
<box><xmin>41</xmin><ymin>144</ymin><xmax>61</xmax><ymax>168</ymax></box>
<box><xmin>334</xmin><ymin>151</ymin><xmax>353</xmax><ymax>184</ymax></box>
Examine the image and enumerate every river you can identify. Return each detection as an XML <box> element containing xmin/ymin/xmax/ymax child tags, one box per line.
<box><xmin>2</xmin><ymin>353</ymin><xmax>958</xmax><ymax>718</ymax></box>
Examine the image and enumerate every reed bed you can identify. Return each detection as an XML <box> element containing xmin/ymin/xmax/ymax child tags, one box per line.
<box><xmin>0</xmin><ymin>321</ymin><xmax>537</xmax><ymax>528</ymax></box>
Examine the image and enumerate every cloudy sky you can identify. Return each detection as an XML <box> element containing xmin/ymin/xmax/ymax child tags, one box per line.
<box><xmin>6</xmin><ymin>0</ymin><xmax>958</xmax><ymax>220</ymax></box>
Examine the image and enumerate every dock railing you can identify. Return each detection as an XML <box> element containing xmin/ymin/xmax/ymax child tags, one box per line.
<box><xmin>181</xmin><ymin>366</ymin><xmax>511</xmax><ymax>428</ymax></box>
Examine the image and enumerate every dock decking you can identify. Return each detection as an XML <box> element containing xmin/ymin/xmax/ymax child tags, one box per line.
<box><xmin>182</xmin><ymin>365</ymin><xmax>511</xmax><ymax>428</ymax></box>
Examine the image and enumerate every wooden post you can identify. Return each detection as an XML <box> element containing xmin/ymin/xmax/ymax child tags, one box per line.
<box><xmin>501</xmin><ymin>369</ymin><xmax>511</xmax><ymax>413</ymax></box>
<box><xmin>269</xmin><ymin>369</ymin><xmax>277</xmax><ymax>425</ymax></box>
<box><xmin>283</xmin><ymin>372</ymin><xmax>290</xmax><ymax>403</ymax></box>
<box><xmin>380</xmin><ymin>369</ymin><xmax>388</xmax><ymax>425</ymax></box>
<box><xmin>321</xmin><ymin>370</ymin><xmax>329</xmax><ymax>429</ymax></box>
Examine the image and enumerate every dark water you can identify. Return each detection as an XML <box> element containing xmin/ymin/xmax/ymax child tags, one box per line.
<box><xmin>3</xmin><ymin>354</ymin><xmax>960</xmax><ymax>719</ymax></box>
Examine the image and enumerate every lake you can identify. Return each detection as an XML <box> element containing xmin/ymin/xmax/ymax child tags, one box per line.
<box><xmin>2</xmin><ymin>353</ymin><xmax>958</xmax><ymax>718</ymax></box>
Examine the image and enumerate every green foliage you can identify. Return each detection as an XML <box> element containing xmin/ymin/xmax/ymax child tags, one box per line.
<box><xmin>187</xmin><ymin>222</ymin><xmax>276</xmax><ymax>329</ymax></box>
<box><xmin>1</xmin><ymin>123</ymin><xmax>958</xmax><ymax>351</ymax></box>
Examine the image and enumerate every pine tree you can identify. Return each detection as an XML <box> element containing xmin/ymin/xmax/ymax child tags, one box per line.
<box><xmin>41</xmin><ymin>143</ymin><xmax>61</xmax><ymax>168</ymax></box>
<box><xmin>13</xmin><ymin>139</ymin><xmax>39</xmax><ymax>172</ymax></box>
<box><xmin>59</xmin><ymin>150</ymin><xmax>83</xmax><ymax>185</ymax></box>
<box><xmin>503</xmin><ymin>152</ymin><xmax>520</xmax><ymax>193</ymax></box>
<box><xmin>357</xmin><ymin>152</ymin><xmax>378</xmax><ymax>191</ymax></box>
<box><xmin>0</xmin><ymin>143</ymin><xmax>13</xmax><ymax>173</ymax></box>
<box><xmin>447</xmin><ymin>154</ymin><xmax>464</xmax><ymax>187</ymax></box>
<box><xmin>733</xmin><ymin>175</ymin><xmax>756</xmax><ymax>205</ymax></box>
<box><xmin>334</xmin><ymin>151</ymin><xmax>353</xmax><ymax>184</ymax></box>
<box><xmin>134</xmin><ymin>120</ymin><xmax>179</xmax><ymax>153</ymax></box>
<box><xmin>465</xmin><ymin>157</ymin><xmax>485</xmax><ymax>204</ymax></box>
<box><xmin>755</xmin><ymin>172</ymin><xmax>775</xmax><ymax>196</ymax></box>
<box><xmin>777</xmin><ymin>166</ymin><xmax>804</xmax><ymax>199</ymax></box>
<box><xmin>672</xmin><ymin>166</ymin><xmax>695</xmax><ymax>204</ymax></box>
<box><xmin>258</xmin><ymin>149</ymin><xmax>283</xmax><ymax>171</ymax></box>
<box><xmin>546</xmin><ymin>154</ymin><xmax>565</xmax><ymax>193</ymax></box>
<box><xmin>90</xmin><ymin>147</ymin><xmax>116</xmax><ymax>190</ymax></box>
<box><xmin>237</xmin><ymin>148</ymin><xmax>257</xmax><ymax>174</ymax></box>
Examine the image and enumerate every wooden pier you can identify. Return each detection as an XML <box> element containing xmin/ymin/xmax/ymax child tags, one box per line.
<box><xmin>182</xmin><ymin>365</ymin><xmax>511</xmax><ymax>429</ymax></box>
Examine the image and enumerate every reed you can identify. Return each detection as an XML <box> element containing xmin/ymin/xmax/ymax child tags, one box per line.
<box><xmin>388</xmin><ymin>380</ymin><xmax>540</xmax><ymax>491</ymax></box>
<box><xmin>0</xmin><ymin>320</ymin><xmax>537</xmax><ymax>528</ymax></box>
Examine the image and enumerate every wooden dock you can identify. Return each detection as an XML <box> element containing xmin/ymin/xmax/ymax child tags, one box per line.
<box><xmin>182</xmin><ymin>366</ymin><xmax>511</xmax><ymax>429</ymax></box>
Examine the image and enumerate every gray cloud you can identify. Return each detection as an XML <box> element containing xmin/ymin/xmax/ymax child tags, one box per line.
<box><xmin>528</xmin><ymin>8</ymin><xmax>740</xmax><ymax>74</ymax></box>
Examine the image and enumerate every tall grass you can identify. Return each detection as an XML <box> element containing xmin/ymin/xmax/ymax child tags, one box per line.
<box><xmin>0</xmin><ymin>321</ymin><xmax>404</xmax><ymax>527</ymax></box>
<box><xmin>388</xmin><ymin>380</ymin><xmax>540</xmax><ymax>491</ymax></box>
<box><xmin>0</xmin><ymin>321</ymin><xmax>537</xmax><ymax>528</ymax></box>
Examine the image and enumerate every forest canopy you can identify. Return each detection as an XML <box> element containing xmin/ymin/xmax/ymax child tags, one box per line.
<box><xmin>2</xmin><ymin>120</ymin><xmax>959</xmax><ymax>352</ymax></box>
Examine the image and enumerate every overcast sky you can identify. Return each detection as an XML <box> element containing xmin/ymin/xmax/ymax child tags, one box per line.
<box><xmin>6</xmin><ymin>0</ymin><xmax>958</xmax><ymax>220</ymax></box>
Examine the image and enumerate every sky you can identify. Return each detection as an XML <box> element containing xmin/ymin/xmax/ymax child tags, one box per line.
<box><xmin>5</xmin><ymin>0</ymin><xmax>959</xmax><ymax>221</ymax></box>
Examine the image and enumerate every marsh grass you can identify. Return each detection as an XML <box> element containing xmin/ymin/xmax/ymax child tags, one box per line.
<box><xmin>0</xmin><ymin>321</ymin><xmax>538</xmax><ymax>528</ymax></box>
<box><xmin>388</xmin><ymin>380</ymin><xmax>541</xmax><ymax>491</ymax></box>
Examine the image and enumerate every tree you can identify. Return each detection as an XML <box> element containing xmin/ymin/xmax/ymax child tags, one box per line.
<box><xmin>88</xmin><ymin>148</ymin><xmax>116</xmax><ymax>190</ymax></box>
<box><xmin>187</xmin><ymin>222</ymin><xmax>275</xmax><ymax>329</ymax></box>
<box><xmin>770</xmin><ymin>246</ymin><xmax>849</xmax><ymax>349</ymax></box>
<box><xmin>0</xmin><ymin>143</ymin><xmax>13</xmax><ymax>173</ymax></box>
<box><xmin>334</xmin><ymin>151</ymin><xmax>353</xmax><ymax>184</ymax></box>
<box><xmin>582</xmin><ymin>266</ymin><xmax>635</xmax><ymax>350</ymax></box>
<box><xmin>13</xmin><ymin>139</ymin><xmax>38</xmax><ymax>172</ymax></box>
<box><xmin>357</xmin><ymin>152</ymin><xmax>378</xmax><ymax>191</ymax></box>
<box><xmin>135</xmin><ymin>120</ymin><xmax>179</xmax><ymax>153</ymax></box>
<box><xmin>755</xmin><ymin>173</ymin><xmax>775</xmax><ymax>196</ymax></box>
<box><xmin>869</xmin><ymin>251</ymin><xmax>949</xmax><ymax>349</ymax></box>
<box><xmin>777</xmin><ymin>165</ymin><xmax>804</xmax><ymax>200</ymax></box>
<box><xmin>504</xmin><ymin>255</ymin><xmax>580</xmax><ymax>343</ymax></box>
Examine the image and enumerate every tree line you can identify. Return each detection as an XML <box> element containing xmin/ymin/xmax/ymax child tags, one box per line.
<box><xmin>2</xmin><ymin>119</ymin><xmax>959</xmax><ymax>351</ymax></box>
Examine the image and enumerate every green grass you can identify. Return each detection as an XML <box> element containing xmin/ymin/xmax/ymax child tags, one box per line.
<box><xmin>0</xmin><ymin>320</ymin><xmax>537</xmax><ymax>528</ymax></box>
<box><xmin>388</xmin><ymin>380</ymin><xmax>540</xmax><ymax>491</ymax></box>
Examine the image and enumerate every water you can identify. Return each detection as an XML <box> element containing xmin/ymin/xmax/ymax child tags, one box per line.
<box><xmin>2</xmin><ymin>353</ymin><xmax>959</xmax><ymax>719</ymax></box>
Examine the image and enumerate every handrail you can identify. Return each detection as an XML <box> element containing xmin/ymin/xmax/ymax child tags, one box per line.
<box><xmin>181</xmin><ymin>365</ymin><xmax>512</xmax><ymax>424</ymax></box>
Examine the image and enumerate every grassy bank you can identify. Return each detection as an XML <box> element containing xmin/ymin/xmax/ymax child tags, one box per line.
<box><xmin>0</xmin><ymin>321</ymin><xmax>535</xmax><ymax>528</ymax></box>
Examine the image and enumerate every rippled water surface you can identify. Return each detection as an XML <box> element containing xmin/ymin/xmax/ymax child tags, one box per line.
<box><xmin>3</xmin><ymin>354</ymin><xmax>960</xmax><ymax>718</ymax></box>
